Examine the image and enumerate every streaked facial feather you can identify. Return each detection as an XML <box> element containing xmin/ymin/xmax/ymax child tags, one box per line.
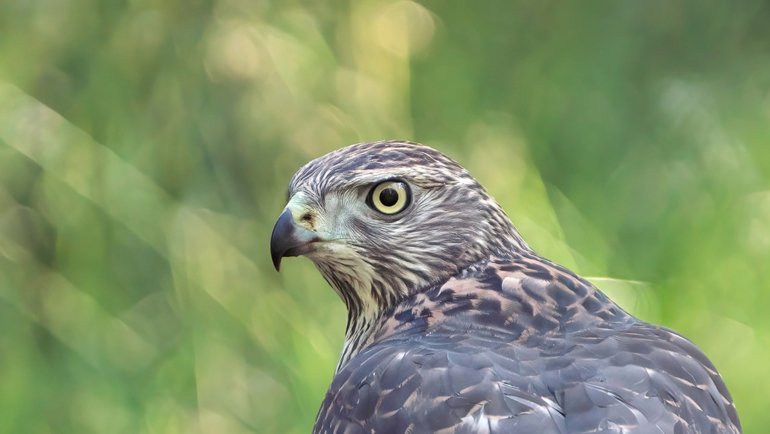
<box><xmin>286</xmin><ymin>140</ymin><xmax>530</xmax><ymax>368</ymax></box>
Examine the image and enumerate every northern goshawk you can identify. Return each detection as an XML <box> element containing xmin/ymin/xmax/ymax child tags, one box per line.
<box><xmin>270</xmin><ymin>141</ymin><xmax>740</xmax><ymax>433</ymax></box>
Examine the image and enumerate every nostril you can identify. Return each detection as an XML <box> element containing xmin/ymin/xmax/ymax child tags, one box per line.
<box><xmin>300</xmin><ymin>212</ymin><xmax>314</xmax><ymax>225</ymax></box>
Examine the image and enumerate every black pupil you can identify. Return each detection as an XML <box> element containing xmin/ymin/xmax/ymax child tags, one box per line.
<box><xmin>379</xmin><ymin>187</ymin><xmax>399</xmax><ymax>207</ymax></box>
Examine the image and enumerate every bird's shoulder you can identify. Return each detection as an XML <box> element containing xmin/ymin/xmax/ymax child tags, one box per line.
<box><xmin>314</xmin><ymin>255</ymin><xmax>740</xmax><ymax>433</ymax></box>
<box><xmin>368</xmin><ymin>253</ymin><xmax>632</xmax><ymax>345</ymax></box>
<box><xmin>314</xmin><ymin>339</ymin><xmax>567</xmax><ymax>434</ymax></box>
<box><xmin>314</xmin><ymin>327</ymin><xmax>740</xmax><ymax>434</ymax></box>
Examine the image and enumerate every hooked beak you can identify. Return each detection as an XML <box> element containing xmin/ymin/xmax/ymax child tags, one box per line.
<box><xmin>270</xmin><ymin>209</ymin><xmax>321</xmax><ymax>271</ymax></box>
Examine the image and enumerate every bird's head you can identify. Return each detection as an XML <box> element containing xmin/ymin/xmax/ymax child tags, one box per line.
<box><xmin>270</xmin><ymin>141</ymin><xmax>529</xmax><ymax>317</ymax></box>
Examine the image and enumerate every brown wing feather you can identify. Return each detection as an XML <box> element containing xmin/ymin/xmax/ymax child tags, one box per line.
<box><xmin>314</xmin><ymin>255</ymin><xmax>740</xmax><ymax>434</ymax></box>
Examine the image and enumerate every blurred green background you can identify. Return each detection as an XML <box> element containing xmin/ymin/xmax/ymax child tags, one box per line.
<box><xmin>0</xmin><ymin>1</ymin><xmax>768</xmax><ymax>432</ymax></box>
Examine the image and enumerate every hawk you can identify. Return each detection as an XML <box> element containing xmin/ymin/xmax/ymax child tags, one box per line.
<box><xmin>270</xmin><ymin>141</ymin><xmax>740</xmax><ymax>433</ymax></box>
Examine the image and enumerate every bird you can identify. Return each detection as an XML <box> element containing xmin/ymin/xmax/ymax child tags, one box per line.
<box><xmin>270</xmin><ymin>140</ymin><xmax>741</xmax><ymax>434</ymax></box>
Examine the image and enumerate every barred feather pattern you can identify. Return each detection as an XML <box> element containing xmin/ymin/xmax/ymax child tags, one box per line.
<box><xmin>314</xmin><ymin>254</ymin><xmax>740</xmax><ymax>433</ymax></box>
<box><xmin>289</xmin><ymin>141</ymin><xmax>529</xmax><ymax>370</ymax></box>
<box><xmin>280</xmin><ymin>140</ymin><xmax>741</xmax><ymax>433</ymax></box>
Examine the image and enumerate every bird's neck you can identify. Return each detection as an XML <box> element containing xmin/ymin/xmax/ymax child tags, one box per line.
<box><xmin>336</xmin><ymin>312</ymin><xmax>378</xmax><ymax>372</ymax></box>
<box><xmin>328</xmin><ymin>256</ymin><xmax>495</xmax><ymax>372</ymax></box>
<box><xmin>318</xmin><ymin>215</ymin><xmax>531</xmax><ymax>371</ymax></box>
<box><xmin>324</xmin><ymin>273</ymin><xmax>408</xmax><ymax>372</ymax></box>
<box><xmin>313</xmin><ymin>258</ymin><xmax>392</xmax><ymax>371</ymax></box>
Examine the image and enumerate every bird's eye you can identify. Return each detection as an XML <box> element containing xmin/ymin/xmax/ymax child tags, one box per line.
<box><xmin>367</xmin><ymin>181</ymin><xmax>411</xmax><ymax>215</ymax></box>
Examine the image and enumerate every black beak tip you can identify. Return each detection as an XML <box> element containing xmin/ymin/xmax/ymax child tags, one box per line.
<box><xmin>270</xmin><ymin>210</ymin><xmax>294</xmax><ymax>272</ymax></box>
<box><xmin>271</xmin><ymin>253</ymin><xmax>282</xmax><ymax>272</ymax></box>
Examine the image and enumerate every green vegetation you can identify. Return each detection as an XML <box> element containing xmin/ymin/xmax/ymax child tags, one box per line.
<box><xmin>1</xmin><ymin>1</ymin><xmax>768</xmax><ymax>432</ymax></box>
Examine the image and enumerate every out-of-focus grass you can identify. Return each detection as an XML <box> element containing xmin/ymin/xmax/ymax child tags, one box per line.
<box><xmin>0</xmin><ymin>1</ymin><xmax>768</xmax><ymax>433</ymax></box>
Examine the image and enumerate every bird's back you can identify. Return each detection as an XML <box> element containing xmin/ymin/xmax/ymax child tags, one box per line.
<box><xmin>314</xmin><ymin>254</ymin><xmax>740</xmax><ymax>433</ymax></box>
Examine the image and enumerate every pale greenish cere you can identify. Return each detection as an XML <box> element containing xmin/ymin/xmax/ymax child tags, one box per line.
<box><xmin>0</xmin><ymin>1</ymin><xmax>769</xmax><ymax>433</ymax></box>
